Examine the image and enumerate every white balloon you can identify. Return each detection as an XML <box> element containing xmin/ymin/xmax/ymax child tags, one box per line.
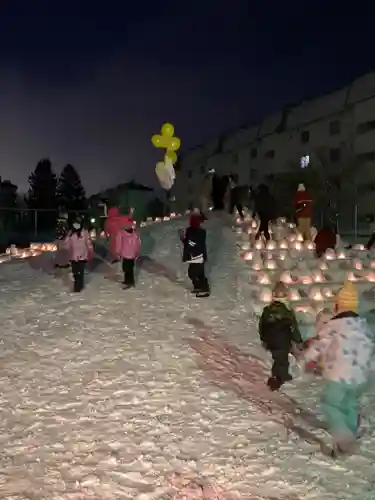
<box><xmin>155</xmin><ymin>159</ymin><xmax>176</xmax><ymax>190</ymax></box>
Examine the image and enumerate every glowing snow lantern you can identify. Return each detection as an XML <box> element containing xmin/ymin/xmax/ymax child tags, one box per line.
<box><xmin>300</xmin><ymin>275</ymin><xmax>313</xmax><ymax>285</ymax></box>
<box><xmin>288</xmin><ymin>234</ymin><xmax>297</xmax><ymax>243</ymax></box>
<box><xmin>278</xmin><ymin>250</ymin><xmax>287</xmax><ymax>261</ymax></box>
<box><xmin>280</xmin><ymin>271</ymin><xmax>294</xmax><ymax>284</ymax></box>
<box><xmin>337</xmin><ymin>250</ymin><xmax>347</xmax><ymax>260</ymax></box>
<box><xmin>265</xmin><ymin>259</ymin><xmax>277</xmax><ymax>270</ymax></box>
<box><xmin>366</xmin><ymin>273</ymin><xmax>375</xmax><ymax>282</ymax></box>
<box><xmin>305</xmin><ymin>241</ymin><xmax>315</xmax><ymax>251</ymax></box>
<box><xmin>241</xmin><ymin>242</ymin><xmax>251</xmax><ymax>251</ymax></box>
<box><xmin>280</xmin><ymin>217</ymin><xmax>286</xmax><ymax>224</ymax></box>
<box><xmin>319</xmin><ymin>261</ymin><xmax>328</xmax><ymax>271</ymax></box>
<box><xmin>246</xmin><ymin>227</ymin><xmax>253</xmax><ymax>235</ymax></box>
<box><xmin>353</xmin><ymin>259</ymin><xmax>363</xmax><ymax>271</ymax></box>
<box><xmin>260</xmin><ymin>288</ymin><xmax>272</xmax><ymax>303</ymax></box>
<box><xmin>294</xmin><ymin>241</ymin><xmax>303</xmax><ymax>251</ymax></box>
<box><xmin>288</xmin><ymin>223</ymin><xmax>296</xmax><ymax>229</ymax></box>
<box><xmin>347</xmin><ymin>271</ymin><xmax>357</xmax><ymax>282</ymax></box>
<box><xmin>296</xmin><ymin>233</ymin><xmax>304</xmax><ymax>242</ymax></box>
<box><xmin>255</xmin><ymin>240</ymin><xmax>264</xmax><ymax>250</ymax></box>
<box><xmin>289</xmin><ymin>289</ymin><xmax>301</xmax><ymax>301</ymax></box>
<box><xmin>155</xmin><ymin>217</ymin><xmax>162</xmax><ymax>222</ymax></box>
<box><xmin>279</xmin><ymin>239</ymin><xmax>288</xmax><ymax>249</ymax></box>
<box><xmin>266</xmin><ymin>240</ymin><xmax>277</xmax><ymax>250</ymax></box>
<box><xmin>313</xmin><ymin>271</ymin><xmax>325</xmax><ymax>283</ymax></box>
<box><xmin>310</xmin><ymin>287</ymin><xmax>324</xmax><ymax>302</ymax></box>
<box><xmin>258</xmin><ymin>272</ymin><xmax>271</xmax><ymax>285</ymax></box>
<box><xmin>324</xmin><ymin>249</ymin><xmax>336</xmax><ymax>260</ymax></box>
<box><xmin>243</xmin><ymin>251</ymin><xmax>253</xmax><ymax>261</ymax></box>
<box><xmin>252</xmin><ymin>260</ymin><xmax>262</xmax><ymax>271</ymax></box>
<box><xmin>251</xmin><ymin>220</ymin><xmax>258</xmax><ymax>229</ymax></box>
<box><xmin>322</xmin><ymin>287</ymin><xmax>334</xmax><ymax>298</ymax></box>
<box><xmin>354</xmin><ymin>244</ymin><xmax>365</xmax><ymax>251</ymax></box>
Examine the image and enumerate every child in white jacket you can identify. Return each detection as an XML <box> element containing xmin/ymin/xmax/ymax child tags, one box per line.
<box><xmin>303</xmin><ymin>281</ymin><xmax>375</xmax><ymax>457</ymax></box>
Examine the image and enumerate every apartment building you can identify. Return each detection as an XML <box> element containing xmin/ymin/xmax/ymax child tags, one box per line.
<box><xmin>173</xmin><ymin>71</ymin><xmax>375</xmax><ymax>225</ymax></box>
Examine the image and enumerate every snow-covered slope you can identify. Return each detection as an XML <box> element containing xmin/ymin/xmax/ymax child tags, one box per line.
<box><xmin>0</xmin><ymin>215</ymin><xmax>373</xmax><ymax>500</ymax></box>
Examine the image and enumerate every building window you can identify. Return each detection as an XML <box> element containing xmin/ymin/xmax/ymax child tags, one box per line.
<box><xmin>357</xmin><ymin>151</ymin><xmax>375</xmax><ymax>162</ymax></box>
<box><xmin>187</xmin><ymin>170</ymin><xmax>193</xmax><ymax>179</ymax></box>
<box><xmin>300</xmin><ymin>130</ymin><xmax>310</xmax><ymax>144</ymax></box>
<box><xmin>356</xmin><ymin>120</ymin><xmax>375</xmax><ymax>134</ymax></box>
<box><xmin>358</xmin><ymin>183</ymin><xmax>375</xmax><ymax>195</ymax></box>
<box><xmin>265</xmin><ymin>149</ymin><xmax>275</xmax><ymax>159</ymax></box>
<box><xmin>250</xmin><ymin>148</ymin><xmax>257</xmax><ymax>159</ymax></box>
<box><xmin>329</xmin><ymin>148</ymin><xmax>341</xmax><ymax>162</ymax></box>
<box><xmin>300</xmin><ymin>155</ymin><xmax>310</xmax><ymax>169</ymax></box>
<box><xmin>329</xmin><ymin>120</ymin><xmax>341</xmax><ymax>135</ymax></box>
<box><xmin>250</xmin><ymin>168</ymin><xmax>257</xmax><ymax>179</ymax></box>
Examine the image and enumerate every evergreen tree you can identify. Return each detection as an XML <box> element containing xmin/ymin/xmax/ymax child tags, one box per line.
<box><xmin>27</xmin><ymin>158</ymin><xmax>57</xmax><ymax>209</ymax></box>
<box><xmin>57</xmin><ymin>164</ymin><xmax>86</xmax><ymax>211</ymax></box>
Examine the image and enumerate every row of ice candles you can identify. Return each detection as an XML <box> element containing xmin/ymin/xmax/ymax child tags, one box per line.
<box><xmin>0</xmin><ymin>212</ymin><xmax>186</xmax><ymax>263</ymax></box>
<box><xmin>259</xmin><ymin>285</ymin><xmax>334</xmax><ymax>304</ymax></box>
<box><xmin>241</xmin><ymin>239</ymin><xmax>315</xmax><ymax>252</ymax></box>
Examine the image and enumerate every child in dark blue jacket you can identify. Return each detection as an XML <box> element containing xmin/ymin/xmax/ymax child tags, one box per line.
<box><xmin>180</xmin><ymin>213</ymin><xmax>210</xmax><ymax>297</ymax></box>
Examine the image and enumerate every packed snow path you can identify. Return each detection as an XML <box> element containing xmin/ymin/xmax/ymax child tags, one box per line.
<box><xmin>0</xmin><ymin>217</ymin><xmax>374</xmax><ymax>500</ymax></box>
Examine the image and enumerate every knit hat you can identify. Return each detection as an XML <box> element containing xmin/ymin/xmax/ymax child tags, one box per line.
<box><xmin>297</xmin><ymin>183</ymin><xmax>305</xmax><ymax>191</ymax></box>
<box><xmin>189</xmin><ymin>213</ymin><xmax>202</xmax><ymax>228</ymax></box>
<box><xmin>335</xmin><ymin>281</ymin><xmax>358</xmax><ymax>312</ymax></box>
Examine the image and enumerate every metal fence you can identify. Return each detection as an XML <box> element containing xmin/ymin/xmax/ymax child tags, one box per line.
<box><xmin>0</xmin><ymin>208</ymin><xmax>96</xmax><ymax>245</ymax></box>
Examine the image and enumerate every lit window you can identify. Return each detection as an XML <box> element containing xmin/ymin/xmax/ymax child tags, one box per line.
<box><xmin>300</xmin><ymin>155</ymin><xmax>310</xmax><ymax>169</ymax></box>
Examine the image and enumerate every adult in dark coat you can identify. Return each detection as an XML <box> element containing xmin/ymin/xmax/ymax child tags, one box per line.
<box><xmin>254</xmin><ymin>184</ymin><xmax>275</xmax><ymax>240</ymax></box>
<box><xmin>228</xmin><ymin>175</ymin><xmax>244</xmax><ymax>220</ymax></box>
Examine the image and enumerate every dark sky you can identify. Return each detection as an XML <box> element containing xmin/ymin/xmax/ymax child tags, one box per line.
<box><xmin>0</xmin><ymin>0</ymin><xmax>374</xmax><ymax>194</ymax></box>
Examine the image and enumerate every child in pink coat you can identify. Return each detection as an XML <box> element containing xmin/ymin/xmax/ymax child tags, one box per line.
<box><xmin>115</xmin><ymin>216</ymin><xmax>141</xmax><ymax>289</ymax></box>
<box><xmin>66</xmin><ymin>219</ymin><xmax>93</xmax><ymax>292</ymax></box>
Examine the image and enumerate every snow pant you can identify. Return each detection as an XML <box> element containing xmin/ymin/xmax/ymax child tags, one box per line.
<box><xmin>270</xmin><ymin>349</ymin><xmax>290</xmax><ymax>383</ymax></box>
<box><xmin>321</xmin><ymin>380</ymin><xmax>362</xmax><ymax>449</ymax></box>
<box><xmin>229</xmin><ymin>200</ymin><xmax>244</xmax><ymax>219</ymax></box>
<box><xmin>188</xmin><ymin>263</ymin><xmax>209</xmax><ymax>292</ymax></box>
<box><xmin>256</xmin><ymin>217</ymin><xmax>270</xmax><ymax>240</ymax></box>
<box><xmin>122</xmin><ymin>258</ymin><xmax>135</xmax><ymax>286</ymax></box>
<box><xmin>71</xmin><ymin>260</ymin><xmax>86</xmax><ymax>292</ymax></box>
<box><xmin>297</xmin><ymin>217</ymin><xmax>311</xmax><ymax>241</ymax></box>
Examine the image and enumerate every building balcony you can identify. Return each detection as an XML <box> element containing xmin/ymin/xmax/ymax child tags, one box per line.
<box><xmin>354</xmin><ymin>129</ymin><xmax>375</xmax><ymax>155</ymax></box>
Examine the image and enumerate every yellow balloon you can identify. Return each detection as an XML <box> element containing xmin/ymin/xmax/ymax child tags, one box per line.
<box><xmin>151</xmin><ymin>134</ymin><xmax>164</xmax><ymax>148</ymax></box>
<box><xmin>167</xmin><ymin>137</ymin><xmax>181</xmax><ymax>152</ymax></box>
<box><xmin>165</xmin><ymin>150</ymin><xmax>177</xmax><ymax>164</ymax></box>
<box><xmin>161</xmin><ymin>122</ymin><xmax>174</xmax><ymax>137</ymax></box>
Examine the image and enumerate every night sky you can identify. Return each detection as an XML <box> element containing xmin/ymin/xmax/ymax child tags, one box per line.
<box><xmin>0</xmin><ymin>0</ymin><xmax>374</xmax><ymax>195</ymax></box>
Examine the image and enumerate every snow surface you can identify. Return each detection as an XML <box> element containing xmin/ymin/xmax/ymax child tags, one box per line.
<box><xmin>0</xmin><ymin>216</ymin><xmax>374</xmax><ymax>500</ymax></box>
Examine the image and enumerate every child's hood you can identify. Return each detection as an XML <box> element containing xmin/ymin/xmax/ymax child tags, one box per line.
<box><xmin>264</xmin><ymin>300</ymin><xmax>293</xmax><ymax>320</ymax></box>
<box><xmin>322</xmin><ymin>313</ymin><xmax>373</xmax><ymax>343</ymax></box>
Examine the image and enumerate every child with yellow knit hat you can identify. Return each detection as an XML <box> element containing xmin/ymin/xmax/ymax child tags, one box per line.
<box><xmin>303</xmin><ymin>280</ymin><xmax>375</xmax><ymax>457</ymax></box>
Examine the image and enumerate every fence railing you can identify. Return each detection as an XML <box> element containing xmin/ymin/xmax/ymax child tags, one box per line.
<box><xmin>0</xmin><ymin>208</ymin><xmax>94</xmax><ymax>243</ymax></box>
